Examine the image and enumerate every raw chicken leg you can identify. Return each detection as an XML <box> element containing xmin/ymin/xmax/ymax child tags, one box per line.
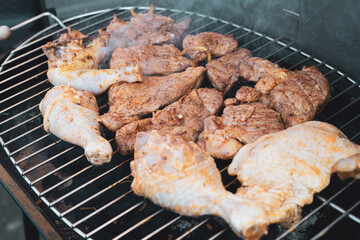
<box><xmin>39</xmin><ymin>86</ymin><xmax>113</xmax><ymax>165</ymax></box>
<box><xmin>42</xmin><ymin>29</ymin><xmax>142</xmax><ymax>95</ymax></box>
<box><xmin>229</xmin><ymin>121</ymin><xmax>360</xmax><ymax>229</ymax></box>
<box><xmin>131</xmin><ymin>131</ymin><xmax>269</xmax><ymax>240</ymax></box>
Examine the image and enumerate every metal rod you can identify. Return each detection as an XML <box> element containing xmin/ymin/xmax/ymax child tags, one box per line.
<box><xmin>61</xmin><ymin>174</ymin><xmax>132</xmax><ymax>216</ymax></box>
<box><xmin>73</xmin><ymin>189</ymin><xmax>133</xmax><ymax>227</ymax></box>
<box><xmin>311</xmin><ymin>199</ymin><xmax>360</xmax><ymax>240</ymax></box>
<box><xmin>277</xmin><ymin>179</ymin><xmax>357</xmax><ymax>239</ymax></box>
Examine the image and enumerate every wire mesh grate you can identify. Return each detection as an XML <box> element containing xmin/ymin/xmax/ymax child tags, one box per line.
<box><xmin>0</xmin><ymin>6</ymin><xmax>359</xmax><ymax>240</ymax></box>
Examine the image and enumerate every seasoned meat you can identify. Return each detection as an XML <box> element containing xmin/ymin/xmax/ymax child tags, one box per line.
<box><xmin>206</xmin><ymin>48</ymin><xmax>252</xmax><ymax>93</ymax></box>
<box><xmin>42</xmin><ymin>29</ymin><xmax>142</xmax><ymax>95</ymax></box>
<box><xmin>110</xmin><ymin>44</ymin><xmax>195</xmax><ymax>76</ymax></box>
<box><xmin>269</xmin><ymin>66</ymin><xmax>331</xmax><ymax>127</ymax></box>
<box><xmin>106</xmin><ymin>5</ymin><xmax>191</xmax><ymax>49</ymax></box>
<box><xmin>229</xmin><ymin>121</ymin><xmax>360</xmax><ymax>230</ymax></box>
<box><xmin>97</xmin><ymin>67</ymin><xmax>205</xmax><ymax>131</ymax></box>
<box><xmin>39</xmin><ymin>86</ymin><xmax>112</xmax><ymax>165</ymax></box>
<box><xmin>131</xmin><ymin>131</ymin><xmax>268</xmax><ymax>240</ymax></box>
<box><xmin>115</xmin><ymin>88</ymin><xmax>223</xmax><ymax>155</ymax></box>
<box><xmin>198</xmin><ymin>102</ymin><xmax>285</xmax><ymax>160</ymax></box>
<box><xmin>182</xmin><ymin>32</ymin><xmax>238</xmax><ymax>63</ymax></box>
<box><xmin>235</xmin><ymin>86</ymin><xmax>262</xmax><ymax>102</ymax></box>
<box><xmin>239</xmin><ymin>57</ymin><xmax>289</xmax><ymax>93</ymax></box>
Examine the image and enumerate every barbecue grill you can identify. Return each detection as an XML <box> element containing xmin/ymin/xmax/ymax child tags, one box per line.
<box><xmin>1</xmin><ymin>4</ymin><xmax>360</xmax><ymax>240</ymax></box>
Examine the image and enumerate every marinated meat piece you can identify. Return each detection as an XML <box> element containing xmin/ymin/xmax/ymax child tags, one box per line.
<box><xmin>106</xmin><ymin>5</ymin><xmax>191</xmax><ymax>49</ymax></box>
<box><xmin>269</xmin><ymin>66</ymin><xmax>331</xmax><ymax>127</ymax></box>
<box><xmin>235</xmin><ymin>86</ymin><xmax>262</xmax><ymax>102</ymax></box>
<box><xmin>198</xmin><ymin>102</ymin><xmax>285</xmax><ymax>160</ymax></box>
<box><xmin>131</xmin><ymin>131</ymin><xmax>269</xmax><ymax>240</ymax></box>
<box><xmin>42</xmin><ymin>29</ymin><xmax>142</xmax><ymax>95</ymax></box>
<box><xmin>110</xmin><ymin>44</ymin><xmax>195</xmax><ymax>76</ymax></box>
<box><xmin>229</xmin><ymin>121</ymin><xmax>360</xmax><ymax>231</ymax></box>
<box><xmin>206</xmin><ymin>48</ymin><xmax>252</xmax><ymax>93</ymax></box>
<box><xmin>182</xmin><ymin>32</ymin><xmax>238</xmax><ymax>63</ymax></box>
<box><xmin>39</xmin><ymin>86</ymin><xmax>112</xmax><ymax>165</ymax></box>
<box><xmin>97</xmin><ymin>67</ymin><xmax>205</xmax><ymax>131</ymax></box>
<box><xmin>239</xmin><ymin>57</ymin><xmax>289</xmax><ymax>93</ymax></box>
<box><xmin>116</xmin><ymin>88</ymin><xmax>223</xmax><ymax>155</ymax></box>
<box><xmin>58</xmin><ymin>26</ymin><xmax>88</xmax><ymax>43</ymax></box>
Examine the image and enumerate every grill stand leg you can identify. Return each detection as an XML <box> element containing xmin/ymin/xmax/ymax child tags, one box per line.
<box><xmin>23</xmin><ymin>213</ymin><xmax>40</xmax><ymax>240</ymax></box>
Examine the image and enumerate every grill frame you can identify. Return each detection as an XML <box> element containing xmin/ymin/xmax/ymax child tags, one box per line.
<box><xmin>1</xmin><ymin>5</ymin><xmax>360</xmax><ymax>240</ymax></box>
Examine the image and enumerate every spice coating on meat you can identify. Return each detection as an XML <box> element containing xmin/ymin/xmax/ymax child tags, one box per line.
<box><xmin>131</xmin><ymin>131</ymin><xmax>269</xmax><ymax>240</ymax></box>
<box><xmin>182</xmin><ymin>32</ymin><xmax>238</xmax><ymax>63</ymax></box>
<box><xmin>115</xmin><ymin>88</ymin><xmax>223</xmax><ymax>155</ymax></box>
<box><xmin>206</xmin><ymin>48</ymin><xmax>252</xmax><ymax>93</ymax></box>
<box><xmin>106</xmin><ymin>6</ymin><xmax>191</xmax><ymax>49</ymax></box>
<box><xmin>229</xmin><ymin>121</ymin><xmax>360</xmax><ymax>229</ymax></box>
<box><xmin>239</xmin><ymin>57</ymin><xmax>289</xmax><ymax>93</ymax></box>
<box><xmin>39</xmin><ymin>86</ymin><xmax>113</xmax><ymax>165</ymax></box>
<box><xmin>42</xmin><ymin>29</ymin><xmax>142</xmax><ymax>95</ymax></box>
<box><xmin>269</xmin><ymin>66</ymin><xmax>331</xmax><ymax>127</ymax></box>
<box><xmin>110</xmin><ymin>44</ymin><xmax>195</xmax><ymax>76</ymax></box>
<box><xmin>198</xmin><ymin>102</ymin><xmax>285</xmax><ymax>160</ymax></box>
<box><xmin>97</xmin><ymin>67</ymin><xmax>206</xmax><ymax>131</ymax></box>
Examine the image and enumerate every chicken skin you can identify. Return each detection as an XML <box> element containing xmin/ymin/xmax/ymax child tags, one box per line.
<box><xmin>39</xmin><ymin>86</ymin><xmax>112</xmax><ymax>165</ymax></box>
<box><xmin>229</xmin><ymin>121</ymin><xmax>360</xmax><ymax>229</ymax></box>
<box><xmin>131</xmin><ymin>131</ymin><xmax>269</xmax><ymax>240</ymax></box>
<box><xmin>42</xmin><ymin>29</ymin><xmax>142</xmax><ymax>95</ymax></box>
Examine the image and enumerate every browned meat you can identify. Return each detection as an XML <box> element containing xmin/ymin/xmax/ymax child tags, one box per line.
<box><xmin>205</xmin><ymin>48</ymin><xmax>252</xmax><ymax>93</ymax></box>
<box><xmin>239</xmin><ymin>57</ymin><xmax>289</xmax><ymax>93</ymax></box>
<box><xmin>110</xmin><ymin>44</ymin><xmax>195</xmax><ymax>76</ymax></box>
<box><xmin>58</xmin><ymin>26</ymin><xmax>88</xmax><ymax>43</ymax></box>
<box><xmin>182</xmin><ymin>32</ymin><xmax>238</xmax><ymax>63</ymax></box>
<box><xmin>235</xmin><ymin>86</ymin><xmax>262</xmax><ymax>102</ymax></box>
<box><xmin>115</xmin><ymin>88</ymin><xmax>223</xmax><ymax>155</ymax></box>
<box><xmin>97</xmin><ymin>67</ymin><xmax>206</xmax><ymax>131</ymax></box>
<box><xmin>269</xmin><ymin>66</ymin><xmax>331</xmax><ymax>127</ymax></box>
<box><xmin>106</xmin><ymin>5</ymin><xmax>191</xmax><ymax>49</ymax></box>
<box><xmin>198</xmin><ymin>102</ymin><xmax>285</xmax><ymax>160</ymax></box>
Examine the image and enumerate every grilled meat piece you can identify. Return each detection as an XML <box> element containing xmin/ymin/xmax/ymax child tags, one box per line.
<box><xmin>115</xmin><ymin>88</ymin><xmax>223</xmax><ymax>155</ymax></box>
<box><xmin>239</xmin><ymin>57</ymin><xmax>289</xmax><ymax>93</ymax></box>
<box><xmin>229</xmin><ymin>121</ymin><xmax>360</xmax><ymax>230</ymax></box>
<box><xmin>39</xmin><ymin>86</ymin><xmax>112</xmax><ymax>165</ymax></box>
<box><xmin>97</xmin><ymin>67</ymin><xmax>206</xmax><ymax>131</ymax></box>
<box><xmin>106</xmin><ymin>5</ymin><xmax>191</xmax><ymax>49</ymax></box>
<box><xmin>234</xmin><ymin>66</ymin><xmax>330</xmax><ymax>127</ymax></box>
<box><xmin>110</xmin><ymin>44</ymin><xmax>195</xmax><ymax>76</ymax></box>
<box><xmin>131</xmin><ymin>131</ymin><xmax>269</xmax><ymax>240</ymax></box>
<box><xmin>42</xmin><ymin>29</ymin><xmax>142</xmax><ymax>95</ymax></box>
<box><xmin>269</xmin><ymin>66</ymin><xmax>331</xmax><ymax>127</ymax></box>
<box><xmin>206</xmin><ymin>48</ymin><xmax>252</xmax><ymax>93</ymax></box>
<box><xmin>182</xmin><ymin>32</ymin><xmax>238</xmax><ymax>63</ymax></box>
<box><xmin>235</xmin><ymin>86</ymin><xmax>262</xmax><ymax>102</ymax></box>
<box><xmin>198</xmin><ymin>102</ymin><xmax>285</xmax><ymax>160</ymax></box>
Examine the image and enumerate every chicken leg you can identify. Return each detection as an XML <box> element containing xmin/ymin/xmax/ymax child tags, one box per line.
<box><xmin>131</xmin><ymin>131</ymin><xmax>268</xmax><ymax>240</ymax></box>
<box><xmin>40</xmin><ymin>86</ymin><xmax>113</xmax><ymax>165</ymax></box>
<box><xmin>42</xmin><ymin>29</ymin><xmax>142</xmax><ymax>95</ymax></box>
<box><xmin>228</xmin><ymin>121</ymin><xmax>360</xmax><ymax>228</ymax></box>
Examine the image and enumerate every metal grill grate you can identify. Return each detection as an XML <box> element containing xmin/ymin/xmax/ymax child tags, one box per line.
<box><xmin>1</xmin><ymin>6</ymin><xmax>360</xmax><ymax>240</ymax></box>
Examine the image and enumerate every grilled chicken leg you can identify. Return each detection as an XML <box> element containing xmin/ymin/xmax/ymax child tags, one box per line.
<box><xmin>40</xmin><ymin>86</ymin><xmax>112</xmax><ymax>165</ymax></box>
<box><xmin>131</xmin><ymin>131</ymin><xmax>269</xmax><ymax>240</ymax></box>
<box><xmin>229</xmin><ymin>121</ymin><xmax>360</xmax><ymax>228</ymax></box>
<box><xmin>42</xmin><ymin>29</ymin><xmax>142</xmax><ymax>95</ymax></box>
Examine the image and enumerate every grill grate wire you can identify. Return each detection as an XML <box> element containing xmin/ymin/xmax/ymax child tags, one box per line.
<box><xmin>1</xmin><ymin>6</ymin><xmax>360</xmax><ymax>240</ymax></box>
